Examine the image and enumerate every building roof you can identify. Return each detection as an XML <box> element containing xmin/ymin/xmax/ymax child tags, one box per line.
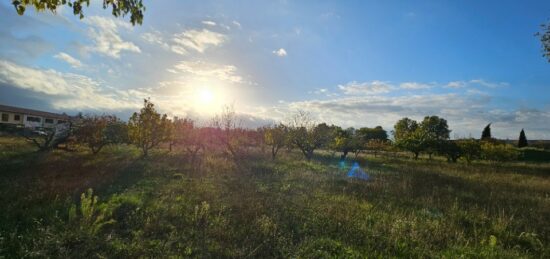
<box><xmin>0</xmin><ymin>104</ymin><xmax>70</xmax><ymax>120</ymax></box>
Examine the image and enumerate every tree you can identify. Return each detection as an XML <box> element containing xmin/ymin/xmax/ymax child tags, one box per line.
<box><xmin>264</xmin><ymin>123</ymin><xmax>288</xmax><ymax>160</ymax></box>
<box><xmin>481</xmin><ymin>142</ymin><xmax>519</xmax><ymax>162</ymax></box>
<box><xmin>169</xmin><ymin>117</ymin><xmax>193</xmax><ymax>152</ymax></box>
<box><xmin>481</xmin><ymin>123</ymin><xmax>492</xmax><ymax>140</ymax></box>
<box><xmin>331</xmin><ymin>127</ymin><xmax>357</xmax><ymax>160</ymax></box>
<box><xmin>211</xmin><ymin>105</ymin><xmax>251</xmax><ymax>160</ymax></box>
<box><xmin>420</xmin><ymin>116</ymin><xmax>451</xmax><ymax>159</ymax></box>
<box><xmin>456</xmin><ymin>138</ymin><xmax>481</xmax><ymax>163</ymax></box>
<box><xmin>24</xmin><ymin>122</ymin><xmax>72</xmax><ymax>152</ymax></box>
<box><xmin>518</xmin><ymin>129</ymin><xmax>528</xmax><ymax>148</ymax></box>
<box><xmin>395</xmin><ymin>129</ymin><xmax>427</xmax><ymax>159</ymax></box>
<box><xmin>287</xmin><ymin>111</ymin><xmax>334</xmax><ymax>161</ymax></box>
<box><xmin>179</xmin><ymin>119</ymin><xmax>207</xmax><ymax>167</ymax></box>
<box><xmin>366</xmin><ymin>139</ymin><xmax>388</xmax><ymax>158</ymax></box>
<box><xmin>75</xmin><ymin>115</ymin><xmax>127</xmax><ymax>154</ymax></box>
<box><xmin>393</xmin><ymin>118</ymin><xmax>425</xmax><ymax>159</ymax></box>
<box><xmin>392</xmin><ymin>118</ymin><xmax>418</xmax><ymax>141</ymax></box>
<box><xmin>12</xmin><ymin>0</ymin><xmax>145</xmax><ymax>25</ymax></box>
<box><xmin>128</xmin><ymin>99</ymin><xmax>172</xmax><ymax>157</ymax></box>
<box><xmin>357</xmin><ymin>126</ymin><xmax>388</xmax><ymax>142</ymax></box>
<box><xmin>438</xmin><ymin>140</ymin><xmax>462</xmax><ymax>163</ymax></box>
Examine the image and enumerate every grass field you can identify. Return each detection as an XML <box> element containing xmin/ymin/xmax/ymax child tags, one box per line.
<box><xmin>1</xmin><ymin>136</ymin><xmax>549</xmax><ymax>258</ymax></box>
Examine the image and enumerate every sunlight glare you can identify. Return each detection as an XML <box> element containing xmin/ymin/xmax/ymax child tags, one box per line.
<box><xmin>198</xmin><ymin>88</ymin><xmax>214</xmax><ymax>104</ymax></box>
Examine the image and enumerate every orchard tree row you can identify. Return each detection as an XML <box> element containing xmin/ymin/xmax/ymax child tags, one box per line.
<box><xmin>24</xmin><ymin>99</ymin><xmax>537</xmax><ymax>163</ymax></box>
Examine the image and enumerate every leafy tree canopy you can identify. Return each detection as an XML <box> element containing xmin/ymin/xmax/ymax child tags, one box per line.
<box><xmin>12</xmin><ymin>0</ymin><xmax>145</xmax><ymax>25</ymax></box>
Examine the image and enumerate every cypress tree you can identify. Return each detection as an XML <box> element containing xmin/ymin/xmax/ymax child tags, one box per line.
<box><xmin>518</xmin><ymin>129</ymin><xmax>528</xmax><ymax>148</ymax></box>
<box><xmin>481</xmin><ymin>123</ymin><xmax>492</xmax><ymax>140</ymax></box>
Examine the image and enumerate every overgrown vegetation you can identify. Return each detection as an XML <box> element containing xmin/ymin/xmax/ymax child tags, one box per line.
<box><xmin>0</xmin><ymin>135</ymin><xmax>549</xmax><ymax>257</ymax></box>
<box><xmin>1</xmin><ymin>100</ymin><xmax>549</xmax><ymax>257</ymax></box>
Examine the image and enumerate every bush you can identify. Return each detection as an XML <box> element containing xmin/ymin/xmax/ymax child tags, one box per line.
<box><xmin>456</xmin><ymin>139</ymin><xmax>481</xmax><ymax>163</ymax></box>
<box><xmin>481</xmin><ymin>142</ymin><xmax>519</xmax><ymax>162</ymax></box>
<box><xmin>518</xmin><ymin>148</ymin><xmax>550</xmax><ymax>162</ymax></box>
<box><xmin>438</xmin><ymin>140</ymin><xmax>462</xmax><ymax>162</ymax></box>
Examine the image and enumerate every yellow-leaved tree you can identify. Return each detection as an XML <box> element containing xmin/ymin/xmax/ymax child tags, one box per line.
<box><xmin>128</xmin><ymin>99</ymin><xmax>172</xmax><ymax>157</ymax></box>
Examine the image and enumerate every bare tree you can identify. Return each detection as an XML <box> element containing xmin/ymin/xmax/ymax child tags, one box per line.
<box><xmin>211</xmin><ymin>105</ymin><xmax>251</xmax><ymax>160</ymax></box>
<box><xmin>24</xmin><ymin>122</ymin><xmax>72</xmax><ymax>152</ymax></box>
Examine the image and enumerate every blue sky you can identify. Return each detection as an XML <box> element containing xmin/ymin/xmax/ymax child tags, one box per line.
<box><xmin>0</xmin><ymin>0</ymin><xmax>549</xmax><ymax>139</ymax></box>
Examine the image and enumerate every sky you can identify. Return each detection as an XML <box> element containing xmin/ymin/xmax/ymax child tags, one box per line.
<box><xmin>0</xmin><ymin>0</ymin><xmax>549</xmax><ymax>139</ymax></box>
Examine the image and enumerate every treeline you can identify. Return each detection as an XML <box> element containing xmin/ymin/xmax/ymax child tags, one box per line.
<box><xmin>21</xmin><ymin>99</ymin><xmax>549</xmax><ymax>163</ymax></box>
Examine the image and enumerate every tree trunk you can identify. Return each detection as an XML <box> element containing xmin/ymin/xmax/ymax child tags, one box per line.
<box><xmin>340</xmin><ymin>150</ymin><xmax>348</xmax><ymax>161</ymax></box>
<box><xmin>271</xmin><ymin>146</ymin><xmax>279</xmax><ymax>160</ymax></box>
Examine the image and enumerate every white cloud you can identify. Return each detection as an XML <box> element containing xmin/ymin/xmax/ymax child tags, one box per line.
<box><xmin>0</xmin><ymin>59</ymin><xmax>138</xmax><ymax>110</ymax></box>
<box><xmin>54</xmin><ymin>52</ymin><xmax>83</xmax><ymax>68</ymax></box>
<box><xmin>171</xmin><ymin>60</ymin><xmax>243</xmax><ymax>84</ymax></box>
<box><xmin>270</xmin><ymin>93</ymin><xmax>549</xmax><ymax>139</ymax></box>
<box><xmin>400</xmin><ymin>82</ymin><xmax>431</xmax><ymax>89</ymax></box>
<box><xmin>244</xmin><ymin>78</ymin><xmax>549</xmax><ymax>139</ymax></box>
<box><xmin>446</xmin><ymin>81</ymin><xmax>467</xmax><ymax>88</ymax></box>
<box><xmin>141</xmin><ymin>29</ymin><xmax>169</xmax><ymax>49</ymax></box>
<box><xmin>232</xmin><ymin>20</ymin><xmax>242</xmax><ymax>29</ymax></box>
<box><xmin>83</xmin><ymin>16</ymin><xmax>141</xmax><ymax>58</ymax></box>
<box><xmin>469</xmin><ymin>79</ymin><xmax>509</xmax><ymax>88</ymax></box>
<box><xmin>220</xmin><ymin>24</ymin><xmax>231</xmax><ymax>30</ymax></box>
<box><xmin>272</xmin><ymin>48</ymin><xmax>287</xmax><ymax>57</ymax></box>
<box><xmin>202</xmin><ymin>20</ymin><xmax>216</xmax><ymax>26</ymax></box>
<box><xmin>171</xmin><ymin>29</ymin><xmax>227</xmax><ymax>55</ymax></box>
<box><xmin>446</xmin><ymin>79</ymin><xmax>509</xmax><ymax>89</ymax></box>
<box><xmin>338</xmin><ymin>81</ymin><xmax>394</xmax><ymax>95</ymax></box>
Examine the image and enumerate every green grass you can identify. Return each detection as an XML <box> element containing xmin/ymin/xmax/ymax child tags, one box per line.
<box><xmin>0</xmin><ymin>136</ymin><xmax>549</xmax><ymax>258</ymax></box>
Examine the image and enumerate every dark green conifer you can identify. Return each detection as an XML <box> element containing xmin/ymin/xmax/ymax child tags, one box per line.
<box><xmin>481</xmin><ymin>123</ymin><xmax>492</xmax><ymax>140</ymax></box>
<box><xmin>518</xmin><ymin>129</ymin><xmax>528</xmax><ymax>148</ymax></box>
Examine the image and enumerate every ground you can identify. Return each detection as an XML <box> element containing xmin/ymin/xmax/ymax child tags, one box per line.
<box><xmin>0</xmin><ymin>136</ymin><xmax>549</xmax><ymax>258</ymax></box>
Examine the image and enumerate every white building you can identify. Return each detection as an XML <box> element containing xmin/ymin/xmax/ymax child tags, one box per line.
<box><xmin>0</xmin><ymin>104</ymin><xmax>70</xmax><ymax>129</ymax></box>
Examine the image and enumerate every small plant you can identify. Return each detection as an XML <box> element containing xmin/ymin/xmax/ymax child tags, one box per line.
<box><xmin>69</xmin><ymin>188</ymin><xmax>115</xmax><ymax>235</ymax></box>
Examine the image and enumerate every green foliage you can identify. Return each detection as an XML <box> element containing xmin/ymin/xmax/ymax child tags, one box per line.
<box><xmin>287</xmin><ymin>111</ymin><xmax>335</xmax><ymax>160</ymax></box>
<box><xmin>297</xmin><ymin>238</ymin><xmax>362</xmax><ymax>258</ymax></box>
<box><xmin>331</xmin><ymin>127</ymin><xmax>360</xmax><ymax>159</ymax></box>
<box><xmin>420</xmin><ymin>115</ymin><xmax>450</xmax><ymax>140</ymax></box>
<box><xmin>71</xmin><ymin>188</ymin><xmax>115</xmax><ymax>235</ymax></box>
<box><xmin>518</xmin><ymin>129</ymin><xmax>528</xmax><ymax>148</ymax></box>
<box><xmin>12</xmin><ymin>0</ymin><xmax>145</xmax><ymax>25</ymax></box>
<box><xmin>481</xmin><ymin>123</ymin><xmax>492</xmax><ymax>140</ymax></box>
<box><xmin>456</xmin><ymin>138</ymin><xmax>482</xmax><ymax>163</ymax></box>
<box><xmin>395</xmin><ymin>129</ymin><xmax>427</xmax><ymax>159</ymax></box>
<box><xmin>1</xmin><ymin>140</ymin><xmax>550</xmax><ymax>257</ymax></box>
<box><xmin>264</xmin><ymin>123</ymin><xmax>288</xmax><ymax>160</ymax></box>
<box><xmin>393</xmin><ymin>117</ymin><xmax>418</xmax><ymax>141</ymax></box>
<box><xmin>75</xmin><ymin>114</ymin><xmax>127</xmax><ymax>154</ymax></box>
<box><xmin>357</xmin><ymin>126</ymin><xmax>388</xmax><ymax>142</ymax></box>
<box><xmin>393</xmin><ymin>116</ymin><xmax>451</xmax><ymax>159</ymax></box>
<box><xmin>481</xmin><ymin>142</ymin><xmax>519</xmax><ymax>162</ymax></box>
<box><xmin>438</xmin><ymin>140</ymin><xmax>462</xmax><ymax>162</ymax></box>
<box><xmin>128</xmin><ymin>99</ymin><xmax>172</xmax><ymax>157</ymax></box>
<box><xmin>518</xmin><ymin>147</ymin><xmax>550</xmax><ymax>162</ymax></box>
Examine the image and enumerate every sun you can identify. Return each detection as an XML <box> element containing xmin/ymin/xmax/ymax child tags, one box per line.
<box><xmin>197</xmin><ymin>87</ymin><xmax>214</xmax><ymax>104</ymax></box>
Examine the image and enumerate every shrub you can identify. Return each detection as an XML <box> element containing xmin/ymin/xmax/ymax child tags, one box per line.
<box><xmin>438</xmin><ymin>140</ymin><xmax>462</xmax><ymax>162</ymax></box>
<box><xmin>456</xmin><ymin>139</ymin><xmax>481</xmax><ymax>163</ymax></box>
<box><xmin>518</xmin><ymin>147</ymin><xmax>550</xmax><ymax>162</ymax></box>
<box><xmin>481</xmin><ymin>142</ymin><xmax>519</xmax><ymax>162</ymax></box>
